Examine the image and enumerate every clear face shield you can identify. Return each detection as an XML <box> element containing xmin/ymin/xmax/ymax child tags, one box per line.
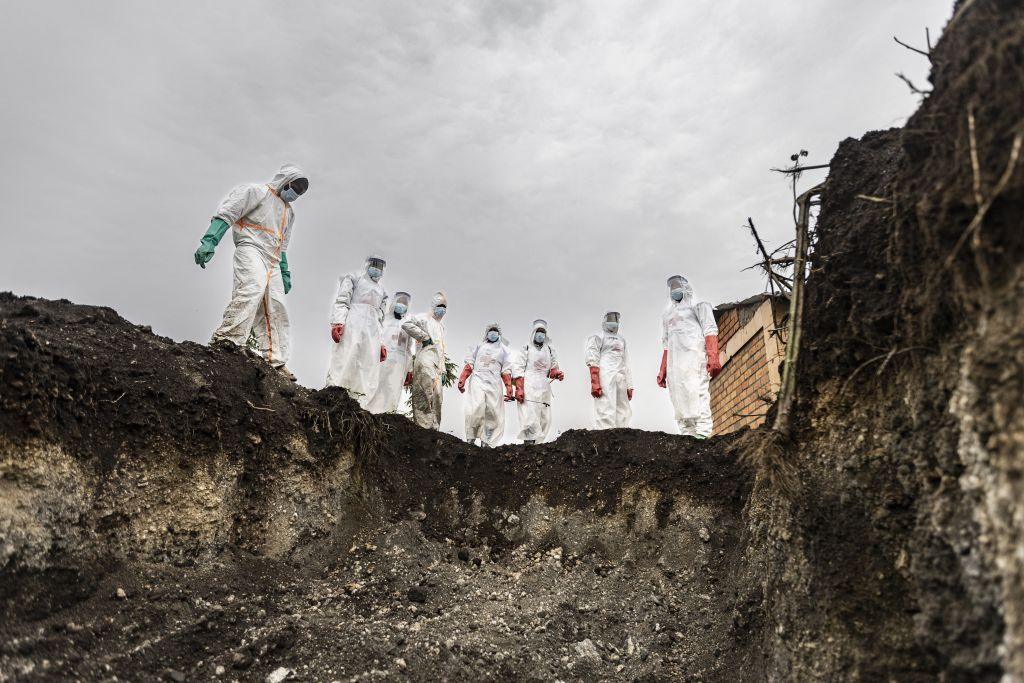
<box><xmin>667</xmin><ymin>275</ymin><xmax>691</xmax><ymax>302</ymax></box>
<box><xmin>366</xmin><ymin>256</ymin><xmax>386</xmax><ymax>282</ymax></box>
<box><xmin>532</xmin><ymin>319</ymin><xmax>548</xmax><ymax>345</ymax></box>
<box><xmin>603</xmin><ymin>311</ymin><xmax>620</xmax><ymax>333</ymax></box>
<box><xmin>392</xmin><ymin>291</ymin><xmax>410</xmax><ymax>318</ymax></box>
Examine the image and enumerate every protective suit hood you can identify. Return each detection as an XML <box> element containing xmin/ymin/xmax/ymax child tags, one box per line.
<box><xmin>388</xmin><ymin>291</ymin><xmax>411</xmax><ymax>318</ymax></box>
<box><xmin>482</xmin><ymin>322</ymin><xmax>507</xmax><ymax>344</ymax></box>
<box><xmin>530</xmin><ymin>319</ymin><xmax>551</xmax><ymax>345</ymax></box>
<box><xmin>667</xmin><ymin>275</ymin><xmax>694</xmax><ymax>304</ymax></box>
<box><xmin>432</xmin><ymin>291</ymin><xmax>448</xmax><ymax>308</ymax></box>
<box><xmin>269</xmin><ymin>163</ymin><xmax>307</xmax><ymax>193</ymax></box>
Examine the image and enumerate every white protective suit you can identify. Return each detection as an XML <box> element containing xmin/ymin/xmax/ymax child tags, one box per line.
<box><xmin>511</xmin><ymin>320</ymin><xmax>560</xmax><ymax>443</ymax></box>
<box><xmin>402</xmin><ymin>292</ymin><xmax>448</xmax><ymax>430</ymax></box>
<box><xmin>326</xmin><ymin>259</ymin><xmax>388</xmax><ymax>407</ymax></box>
<box><xmin>463</xmin><ymin>324</ymin><xmax>513</xmax><ymax>447</ymax></box>
<box><xmin>365</xmin><ymin>293</ymin><xmax>414</xmax><ymax>414</ymax></box>
<box><xmin>210</xmin><ymin>163</ymin><xmax>305</xmax><ymax>368</ymax></box>
<box><xmin>662</xmin><ymin>278</ymin><xmax>718</xmax><ymax>437</ymax></box>
<box><xmin>585</xmin><ymin>323</ymin><xmax>634</xmax><ymax>429</ymax></box>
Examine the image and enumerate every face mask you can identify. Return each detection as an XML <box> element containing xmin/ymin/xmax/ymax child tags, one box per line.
<box><xmin>280</xmin><ymin>187</ymin><xmax>299</xmax><ymax>203</ymax></box>
<box><xmin>487</xmin><ymin>330</ymin><xmax>500</xmax><ymax>343</ymax></box>
<box><xmin>603</xmin><ymin>322</ymin><xmax>619</xmax><ymax>334</ymax></box>
<box><xmin>434</xmin><ymin>306</ymin><xmax>446</xmax><ymax>319</ymax></box>
<box><xmin>393</xmin><ymin>303</ymin><xmax>407</xmax><ymax>317</ymax></box>
<box><xmin>367</xmin><ymin>266</ymin><xmax>383</xmax><ymax>281</ymax></box>
<box><xmin>671</xmin><ymin>289</ymin><xmax>685</xmax><ymax>302</ymax></box>
<box><xmin>534</xmin><ymin>331</ymin><xmax>546</xmax><ymax>344</ymax></box>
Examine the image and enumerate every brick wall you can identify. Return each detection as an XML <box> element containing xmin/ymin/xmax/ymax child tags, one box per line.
<box><xmin>710</xmin><ymin>318</ymin><xmax>773</xmax><ymax>435</ymax></box>
<box><xmin>716</xmin><ymin>308</ymin><xmax>741</xmax><ymax>348</ymax></box>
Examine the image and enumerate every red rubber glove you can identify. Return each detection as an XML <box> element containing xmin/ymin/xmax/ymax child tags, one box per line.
<box><xmin>331</xmin><ymin>324</ymin><xmax>344</xmax><ymax>344</ymax></box>
<box><xmin>502</xmin><ymin>373</ymin><xmax>514</xmax><ymax>401</ymax></box>
<box><xmin>589</xmin><ymin>366</ymin><xmax>602</xmax><ymax>398</ymax></box>
<box><xmin>548</xmin><ymin>368</ymin><xmax>564</xmax><ymax>381</ymax></box>
<box><xmin>705</xmin><ymin>335</ymin><xmax>722</xmax><ymax>378</ymax></box>
<box><xmin>380</xmin><ymin>346</ymin><xmax>388</xmax><ymax>362</ymax></box>
<box><xmin>457</xmin><ymin>364</ymin><xmax>473</xmax><ymax>393</ymax></box>
<box><xmin>404</xmin><ymin>371</ymin><xmax>413</xmax><ymax>387</ymax></box>
<box><xmin>514</xmin><ymin>377</ymin><xmax>525</xmax><ymax>403</ymax></box>
<box><xmin>656</xmin><ymin>349</ymin><xmax>668</xmax><ymax>388</ymax></box>
<box><xmin>627</xmin><ymin>388</ymin><xmax>634</xmax><ymax>401</ymax></box>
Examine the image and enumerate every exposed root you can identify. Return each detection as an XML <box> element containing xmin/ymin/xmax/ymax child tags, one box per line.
<box><xmin>736</xmin><ymin>429</ymin><xmax>799</xmax><ymax>499</ymax></box>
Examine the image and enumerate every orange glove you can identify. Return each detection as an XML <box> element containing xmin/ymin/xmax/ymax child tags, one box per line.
<box><xmin>656</xmin><ymin>349</ymin><xmax>668</xmax><ymax>388</ymax></box>
<box><xmin>380</xmin><ymin>346</ymin><xmax>388</xmax><ymax>362</ymax></box>
<box><xmin>589</xmin><ymin>366</ymin><xmax>602</xmax><ymax>398</ymax></box>
<box><xmin>627</xmin><ymin>388</ymin><xmax>634</xmax><ymax>401</ymax></box>
<box><xmin>502</xmin><ymin>373</ymin><xmax>514</xmax><ymax>401</ymax></box>
<box><xmin>404</xmin><ymin>371</ymin><xmax>413</xmax><ymax>387</ymax></box>
<box><xmin>548</xmin><ymin>368</ymin><xmax>564</xmax><ymax>381</ymax></box>
<box><xmin>705</xmin><ymin>335</ymin><xmax>722</xmax><ymax>378</ymax></box>
<box><xmin>457</xmin><ymin>364</ymin><xmax>473</xmax><ymax>393</ymax></box>
<box><xmin>331</xmin><ymin>324</ymin><xmax>344</xmax><ymax>343</ymax></box>
<box><xmin>514</xmin><ymin>377</ymin><xmax>525</xmax><ymax>403</ymax></box>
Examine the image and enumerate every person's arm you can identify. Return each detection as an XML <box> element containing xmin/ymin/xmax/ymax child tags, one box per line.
<box><xmin>695</xmin><ymin>302</ymin><xmax>722</xmax><ymax>378</ymax></box>
<box><xmin>583</xmin><ymin>334</ymin><xmax>601</xmax><ymax>368</ymax></box>
<box><xmin>509</xmin><ymin>346</ymin><xmax>527</xmax><ymax>379</ymax></box>
<box><xmin>194</xmin><ymin>218</ymin><xmax>230</xmax><ymax>268</ymax></box>
<box><xmin>214</xmin><ymin>183</ymin><xmax>265</xmax><ymax>226</ymax></box>
<box><xmin>402</xmin><ymin>315</ymin><xmax>431</xmax><ymax>344</ymax></box>
<box><xmin>547</xmin><ymin>346</ymin><xmax>564</xmax><ymax>381</ymax></box>
<box><xmin>623</xmin><ymin>338</ymin><xmax>634</xmax><ymax>390</ymax></box>
<box><xmin>330</xmin><ymin>275</ymin><xmax>355</xmax><ymax>325</ymax></box>
<box><xmin>457</xmin><ymin>346</ymin><xmax>475</xmax><ymax>393</ymax></box>
<box><xmin>377</xmin><ymin>293</ymin><xmax>388</xmax><ymax>326</ymax></box>
<box><xmin>279</xmin><ymin>252</ymin><xmax>292</xmax><ymax>294</ymax></box>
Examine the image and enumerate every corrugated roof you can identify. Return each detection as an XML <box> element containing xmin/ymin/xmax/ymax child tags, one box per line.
<box><xmin>714</xmin><ymin>292</ymin><xmax>786</xmax><ymax>312</ymax></box>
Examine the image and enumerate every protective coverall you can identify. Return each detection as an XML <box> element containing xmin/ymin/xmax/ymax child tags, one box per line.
<box><xmin>511</xmin><ymin>320</ymin><xmax>563</xmax><ymax>443</ymax></box>
<box><xmin>460</xmin><ymin>324</ymin><xmax>513</xmax><ymax>447</ymax></box>
<box><xmin>659</xmin><ymin>276</ymin><xmax>719</xmax><ymax>437</ymax></box>
<box><xmin>326</xmin><ymin>257</ymin><xmax>388</xmax><ymax>407</ymax></box>
<box><xmin>365</xmin><ymin>292</ymin><xmax>414</xmax><ymax>414</ymax></box>
<box><xmin>204</xmin><ymin>163</ymin><xmax>306</xmax><ymax>369</ymax></box>
<box><xmin>585</xmin><ymin>313</ymin><xmax>634</xmax><ymax>429</ymax></box>
<box><xmin>402</xmin><ymin>292</ymin><xmax>448</xmax><ymax>430</ymax></box>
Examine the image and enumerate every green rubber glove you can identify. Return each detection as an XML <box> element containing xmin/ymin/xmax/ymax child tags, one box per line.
<box><xmin>280</xmin><ymin>252</ymin><xmax>292</xmax><ymax>294</ymax></box>
<box><xmin>195</xmin><ymin>218</ymin><xmax>229</xmax><ymax>268</ymax></box>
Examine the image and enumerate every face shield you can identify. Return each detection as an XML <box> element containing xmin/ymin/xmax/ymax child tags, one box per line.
<box><xmin>366</xmin><ymin>255</ymin><xmax>386</xmax><ymax>282</ymax></box>
<box><xmin>603</xmin><ymin>311</ymin><xmax>620</xmax><ymax>334</ymax></box>
<box><xmin>667</xmin><ymin>275</ymin><xmax>692</xmax><ymax>302</ymax></box>
<box><xmin>391</xmin><ymin>291</ymin><xmax>410</xmax><ymax>317</ymax></box>
<box><xmin>532</xmin><ymin>319</ymin><xmax>548</xmax><ymax>345</ymax></box>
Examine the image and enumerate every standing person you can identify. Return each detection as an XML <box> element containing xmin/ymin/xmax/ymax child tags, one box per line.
<box><xmin>458</xmin><ymin>323</ymin><xmax>514</xmax><ymax>447</ymax></box>
<box><xmin>656</xmin><ymin>275</ymin><xmax>722</xmax><ymax>437</ymax></box>
<box><xmin>585</xmin><ymin>311</ymin><xmax>634</xmax><ymax>429</ymax></box>
<box><xmin>326</xmin><ymin>256</ymin><xmax>388</xmax><ymax>408</ymax></box>
<box><xmin>194</xmin><ymin>163</ymin><xmax>308</xmax><ymax>377</ymax></box>
<box><xmin>365</xmin><ymin>291</ymin><xmax>414</xmax><ymax>414</ymax></box>
<box><xmin>510</xmin><ymin>319</ymin><xmax>564</xmax><ymax>444</ymax></box>
<box><xmin>402</xmin><ymin>292</ymin><xmax>448</xmax><ymax>430</ymax></box>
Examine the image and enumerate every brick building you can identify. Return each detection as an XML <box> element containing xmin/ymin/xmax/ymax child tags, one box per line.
<box><xmin>709</xmin><ymin>294</ymin><xmax>788</xmax><ymax>435</ymax></box>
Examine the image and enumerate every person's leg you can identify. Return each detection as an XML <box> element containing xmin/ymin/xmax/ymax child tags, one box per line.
<box><xmin>259</xmin><ymin>266</ymin><xmax>290</xmax><ymax>368</ymax></box>
<box><xmin>593</xmin><ymin>389</ymin><xmax>614</xmax><ymax>429</ymax></box>
<box><xmin>211</xmin><ymin>247</ymin><xmax>267</xmax><ymax>347</ymax></box>
<box><xmin>615</xmin><ymin>375</ymin><xmax>632</xmax><ymax>428</ymax></box>
<box><xmin>695</xmin><ymin>369</ymin><xmax>713</xmax><ymax>437</ymax></box>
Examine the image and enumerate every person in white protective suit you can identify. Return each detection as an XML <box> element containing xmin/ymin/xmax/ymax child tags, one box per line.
<box><xmin>656</xmin><ymin>275</ymin><xmax>722</xmax><ymax>437</ymax></box>
<box><xmin>585</xmin><ymin>311</ymin><xmax>635</xmax><ymax>429</ymax></box>
<box><xmin>510</xmin><ymin>319</ymin><xmax>565</xmax><ymax>444</ymax></box>
<box><xmin>457</xmin><ymin>323</ymin><xmax>515</xmax><ymax>447</ymax></box>
<box><xmin>194</xmin><ymin>164</ymin><xmax>308</xmax><ymax>376</ymax></box>
<box><xmin>402</xmin><ymin>292</ymin><xmax>448</xmax><ymax>430</ymax></box>
<box><xmin>365</xmin><ymin>291</ymin><xmax>415</xmax><ymax>414</ymax></box>
<box><xmin>326</xmin><ymin>256</ymin><xmax>389</xmax><ymax>407</ymax></box>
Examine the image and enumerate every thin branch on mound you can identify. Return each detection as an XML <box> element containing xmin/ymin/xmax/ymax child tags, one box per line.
<box><xmin>770</xmin><ymin>163</ymin><xmax>830</xmax><ymax>175</ymax></box>
<box><xmin>944</xmin><ymin>115</ymin><xmax>1024</xmax><ymax>270</ymax></box>
<box><xmin>893</xmin><ymin>35</ymin><xmax>931</xmax><ymax>59</ymax></box>
<box><xmin>246</xmin><ymin>400</ymin><xmax>275</xmax><ymax>412</ymax></box>
<box><xmin>895</xmin><ymin>72</ymin><xmax>932</xmax><ymax>97</ymax></box>
<box><xmin>839</xmin><ymin>346</ymin><xmax>930</xmax><ymax>396</ymax></box>
<box><xmin>856</xmin><ymin>194</ymin><xmax>894</xmax><ymax>203</ymax></box>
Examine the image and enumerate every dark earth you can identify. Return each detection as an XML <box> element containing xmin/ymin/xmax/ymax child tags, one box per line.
<box><xmin>2</xmin><ymin>0</ymin><xmax>1023</xmax><ymax>680</ymax></box>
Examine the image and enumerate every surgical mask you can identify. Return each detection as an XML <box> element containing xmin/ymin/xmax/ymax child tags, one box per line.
<box><xmin>367</xmin><ymin>266</ymin><xmax>383</xmax><ymax>281</ymax></box>
<box><xmin>393</xmin><ymin>303</ymin><xmax>407</xmax><ymax>317</ymax></box>
<box><xmin>671</xmin><ymin>289</ymin><xmax>685</xmax><ymax>302</ymax></box>
<box><xmin>487</xmin><ymin>330</ymin><xmax>500</xmax><ymax>343</ymax></box>
<box><xmin>434</xmin><ymin>306</ymin><xmax>447</xmax><ymax>319</ymax></box>
<box><xmin>280</xmin><ymin>187</ymin><xmax>299</xmax><ymax>203</ymax></box>
<box><xmin>603</xmin><ymin>322</ymin><xmax>619</xmax><ymax>334</ymax></box>
<box><xmin>534</xmin><ymin>331</ymin><xmax>546</xmax><ymax>344</ymax></box>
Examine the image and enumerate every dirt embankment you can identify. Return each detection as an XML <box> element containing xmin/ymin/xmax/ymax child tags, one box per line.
<box><xmin>1</xmin><ymin>1</ymin><xmax>1023</xmax><ymax>681</ymax></box>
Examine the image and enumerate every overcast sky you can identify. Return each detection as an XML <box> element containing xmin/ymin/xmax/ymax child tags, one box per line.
<box><xmin>2</xmin><ymin>1</ymin><xmax>951</xmax><ymax>440</ymax></box>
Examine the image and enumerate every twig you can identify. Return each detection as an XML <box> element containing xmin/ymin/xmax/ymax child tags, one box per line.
<box><xmin>895</xmin><ymin>72</ymin><xmax>931</xmax><ymax>96</ymax></box>
<box><xmin>925</xmin><ymin>28</ymin><xmax>932</xmax><ymax>53</ymax></box>
<box><xmin>893</xmin><ymin>35</ymin><xmax>930</xmax><ymax>59</ymax></box>
<box><xmin>944</xmin><ymin>124</ymin><xmax>1024</xmax><ymax>269</ymax></box>
<box><xmin>967</xmin><ymin>106</ymin><xmax>984</xmax><ymax>207</ymax></box>
<box><xmin>104</xmin><ymin>391</ymin><xmax>127</xmax><ymax>404</ymax></box>
<box><xmin>770</xmin><ymin>163</ymin><xmax>830</xmax><ymax>175</ymax></box>
<box><xmin>839</xmin><ymin>347</ymin><xmax>928</xmax><ymax>396</ymax></box>
<box><xmin>246</xmin><ymin>400</ymin><xmax>275</xmax><ymax>412</ymax></box>
<box><xmin>856</xmin><ymin>194</ymin><xmax>894</xmax><ymax>203</ymax></box>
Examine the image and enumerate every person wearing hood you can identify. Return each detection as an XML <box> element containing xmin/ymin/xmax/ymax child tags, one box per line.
<box><xmin>402</xmin><ymin>291</ymin><xmax>448</xmax><ymax>429</ymax></box>
<box><xmin>510</xmin><ymin>319</ymin><xmax>564</xmax><ymax>444</ymax></box>
<box><xmin>365</xmin><ymin>291</ymin><xmax>415</xmax><ymax>414</ymax></box>
<box><xmin>194</xmin><ymin>163</ymin><xmax>308</xmax><ymax>376</ymax></box>
<box><xmin>326</xmin><ymin>256</ymin><xmax>389</xmax><ymax>407</ymax></box>
<box><xmin>458</xmin><ymin>323</ymin><xmax>514</xmax><ymax>447</ymax></box>
<box><xmin>585</xmin><ymin>311</ymin><xmax>634</xmax><ymax>429</ymax></box>
<box><xmin>657</xmin><ymin>275</ymin><xmax>722</xmax><ymax>437</ymax></box>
